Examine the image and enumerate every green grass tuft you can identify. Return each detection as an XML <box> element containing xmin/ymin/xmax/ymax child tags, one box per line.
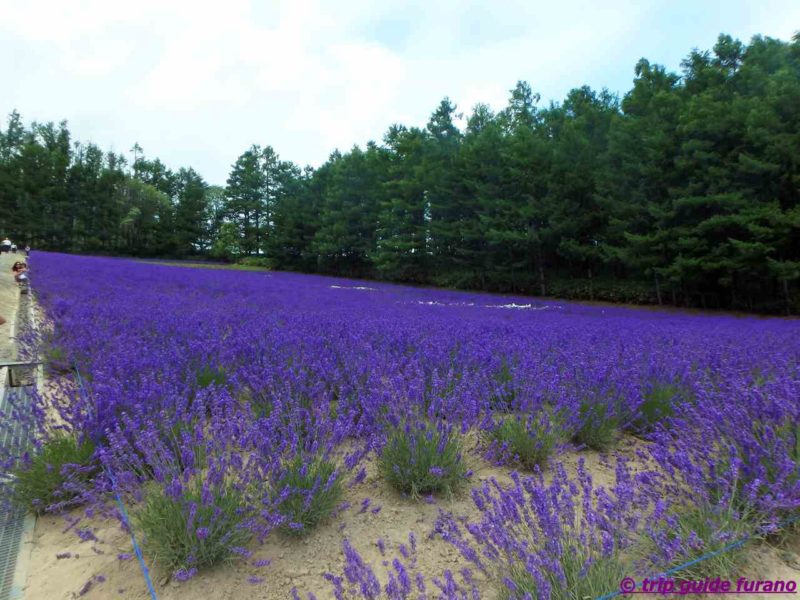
<box><xmin>134</xmin><ymin>480</ymin><xmax>251</xmax><ymax>575</ymax></box>
<box><xmin>379</xmin><ymin>422</ymin><xmax>467</xmax><ymax>498</ymax></box>
<box><xmin>43</xmin><ymin>344</ymin><xmax>73</xmax><ymax>375</ymax></box>
<box><xmin>195</xmin><ymin>365</ymin><xmax>228</xmax><ymax>389</ymax></box>
<box><xmin>271</xmin><ymin>455</ymin><xmax>343</xmax><ymax>535</ymax></box>
<box><xmin>628</xmin><ymin>382</ymin><xmax>684</xmax><ymax>434</ymax></box>
<box><xmin>488</xmin><ymin>413</ymin><xmax>561</xmax><ymax>470</ymax></box>
<box><xmin>572</xmin><ymin>399</ymin><xmax>619</xmax><ymax>451</ymax></box>
<box><xmin>489</xmin><ymin>359</ymin><xmax>516</xmax><ymax>411</ymax></box>
<box><xmin>12</xmin><ymin>433</ymin><xmax>97</xmax><ymax>514</ymax></box>
<box><xmin>637</xmin><ymin>499</ymin><xmax>754</xmax><ymax>581</ymax></box>
<box><xmin>501</xmin><ymin>545</ymin><xmax>627</xmax><ymax>600</ymax></box>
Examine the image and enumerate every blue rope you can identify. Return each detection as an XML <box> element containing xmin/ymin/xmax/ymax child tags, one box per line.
<box><xmin>106</xmin><ymin>466</ymin><xmax>159</xmax><ymax>600</ymax></box>
<box><xmin>66</xmin><ymin>360</ymin><xmax>799</xmax><ymax>600</ymax></box>
<box><xmin>73</xmin><ymin>368</ymin><xmax>158</xmax><ymax>600</ymax></box>
<box><xmin>595</xmin><ymin>512</ymin><xmax>800</xmax><ymax>600</ymax></box>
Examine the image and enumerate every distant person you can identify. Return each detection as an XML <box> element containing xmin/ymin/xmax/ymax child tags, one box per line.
<box><xmin>0</xmin><ymin>238</ymin><xmax>10</xmax><ymax>253</ymax></box>
<box><xmin>11</xmin><ymin>244</ymin><xmax>17</xmax><ymax>254</ymax></box>
<box><xmin>12</xmin><ymin>261</ymin><xmax>27</xmax><ymax>278</ymax></box>
<box><xmin>12</xmin><ymin>262</ymin><xmax>29</xmax><ymax>291</ymax></box>
<box><xmin>24</xmin><ymin>245</ymin><xmax>30</xmax><ymax>257</ymax></box>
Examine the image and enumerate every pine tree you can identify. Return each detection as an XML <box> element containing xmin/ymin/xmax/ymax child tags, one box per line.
<box><xmin>372</xmin><ymin>125</ymin><xmax>430</xmax><ymax>282</ymax></box>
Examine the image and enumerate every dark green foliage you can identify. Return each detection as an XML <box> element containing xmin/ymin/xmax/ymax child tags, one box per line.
<box><xmin>43</xmin><ymin>343</ymin><xmax>72</xmax><ymax>374</ymax></box>
<box><xmin>271</xmin><ymin>455</ymin><xmax>342</xmax><ymax>535</ymax></box>
<box><xmin>372</xmin><ymin>126</ymin><xmax>430</xmax><ymax>281</ymax></box>
<box><xmin>502</xmin><ymin>548</ymin><xmax>627</xmax><ymax>600</ymax></box>
<box><xmin>310</xmin><ymin>145</ymin><xmax>385</xmax><ymax>277</ymax></box>
<box><xmin>379</xmin><ymin>422</ymin><xmax>467</xmax><ymax>497</ymax></box>
<box><xmin>195</xmin><ymin>365</ymin><xmax>228</xmax><ymax>389</ymax></box>
<box><xmin>489</xmin><ymin>359</ymin><xmax>516</xmax><ymax>411</ymax></box>
<box><xmin>0</xmin><ymin>122</ymin><xmax>212</xmax><ymax>257</ymax></box>
<box><xmin>173</xmin><ymin>168</ymin><xmax>210</xmax><ymax>256</ymax></box>
<box><xmin>237</xmin><ymin>256</ymin><xmax>273</xmax><ymax>269</ymax></box>
<box><xmin>572</xmin><ymin>400</ymin><xmax>619</xmax><ymax>451</ymax></box>
<box><xmin>544</xmin><ymin>278</ymin><xmax>660</xmax><ymax>304</ymax></box>
<box><xmin>488</xmin><ymin>414</ymin><xmax>561</xmax><ymax>469</ymax></box>
<box><xmin>12</xmin><ymin>433</ymin><xmax>97</xmax><ymax>514</ymax></box>
<box><xmin>225</xmin><ymin>145</ymin><xmax>299</xmax><ymax>257</ymax></box>
<box><xmin>3</xmin><ymin>32</ymin><xmax>799</xmax><ymax>313</ymax></box>
<box><xmin>627</xmin><ymin>382</ymin><xmax>684</xmax><ymax>433</ymax></box>
<box><xmin>134</xmin><ymin>481</ymin><xmax>251</xmax><ymax>575</ymax></box>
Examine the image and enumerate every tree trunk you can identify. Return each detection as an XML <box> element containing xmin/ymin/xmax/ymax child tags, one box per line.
<box><xmin>538</xmin><ymin>256</ymin><xmax>546</xmax><ymax>296</ymax></box>
<box><xmin>653</xmin><ymin>271</ymin><xmax>662</xmax><ymax>305</ymax></box>
<box><xmin>783</xmin><ymin>278</ymin><xmax>791</xmax><ymax>316</ymax></box>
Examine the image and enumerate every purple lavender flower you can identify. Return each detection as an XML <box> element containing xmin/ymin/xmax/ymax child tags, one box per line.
<box><xmin>350</xmin><ymin>467</ymin><xmax>367</xmax><ymax>487</ymax></box>
<box><xmin>76</xmin><ymin>528</ymin><xmax>97</xmax><ymax>543</ymax></box>
<box><xmin>174</xmin><ymin>567</ymin><xmax>198</xmax><ymax>582</ymax></box>
<box><xmin>358</xmin><ymin>498</ymin><xmax>371</xmax><ymax>514</ymax></box>
<box><xmin>20</xmin><ymin>252</ymin><xmax>800</xmax><ymax>594</ymax></box>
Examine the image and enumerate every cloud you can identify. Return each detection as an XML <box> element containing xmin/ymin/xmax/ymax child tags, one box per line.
<box><xmin>1</xmin><ymin>0</ymin><xmax>799</xmax><ymax>184</ymax></box>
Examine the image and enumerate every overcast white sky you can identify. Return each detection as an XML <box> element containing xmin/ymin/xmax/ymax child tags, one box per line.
<box><xmin>1</xmin><ymin>0</ymin><xmax>798</xmax><ymax>185</ymax></box>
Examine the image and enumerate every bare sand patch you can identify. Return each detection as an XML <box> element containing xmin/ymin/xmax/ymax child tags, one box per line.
<box><xmin>22</xmin><ymin>435</ymin><xmax>636</xmax><ymax>600</ymax></box>
<box><xmin>0</xmin><ymin>251</ymin><xmax>25</xmax><ymax>360</ymax></box>
<box><xmin>21</xmin><ymin>433</ymin><xmax>800</xmax><ymax>599</ymax></box>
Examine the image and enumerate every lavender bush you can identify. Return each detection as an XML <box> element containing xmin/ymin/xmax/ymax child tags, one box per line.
<box><xmin>2</xmin><ymin>251</ymin><xmax>797</xmax><ymax>593</ymax></box>
<box><xmin>485</xmin><ymin>410</ymin><xmax>561</xmax><ymax>469</ymax></box>
<box><xmin>134</xmin><ymin>478</ymin><xmax>252</xmax><ymax>577</ymax></box>
<box><xmin>637</xmin><ymin>497</ymin><xmax>753</xmax><ymax>581</ymax></box>
<box><xmin>434</xmin><ymin>459</ymin><xmax>651</xmax><ymax>599</ymax></box>
<box><xmin>270</xmin><ymin>454</ymin><xmax>343</xmax><ymax>535</ymax></box>
<box><xmin>379</xmin><ymin>421</ymin><xmax>468</xmax><ymax>497</ymax></box>
<box><xmin>11</xmin><ymin>432</ymin><xmax>97</xmax><ymax>514</ymax></box>
<box><xmin>571</xmin><ymin>399</ymin><xmax>620</xmax><ymax>451</ymax></box>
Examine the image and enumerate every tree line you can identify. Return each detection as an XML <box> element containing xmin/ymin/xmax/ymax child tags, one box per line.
<box><xmin>1</xmin><ymin>33</ymin><xmax>798</xmax><ymax>313</ymax></box>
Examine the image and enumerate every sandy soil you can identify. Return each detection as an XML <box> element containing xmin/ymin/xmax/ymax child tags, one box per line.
<box><xmin>28</xmin><ymin>434</ymin><xmax>800</xmax><ymax>600</ymax></box>
<box><xmin>0</xmin><ymin>251</ymin><xmax>25</xmax><ymax>360</ymax></box>
<box><xmin>13</xmin><ymin>264</ymin><xmax>799</xmax><ymax>599</ymax></box>
<box><xmin>24</xmin><ymin>435</ymin><xmax>638</xmax><ymax>600</ymax></box>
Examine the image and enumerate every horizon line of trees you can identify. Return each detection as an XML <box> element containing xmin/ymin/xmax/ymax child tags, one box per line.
<box><xmin>1</xmin><ymin>32</ymin><xmax>798</xmax><ymax>314</ymax></box>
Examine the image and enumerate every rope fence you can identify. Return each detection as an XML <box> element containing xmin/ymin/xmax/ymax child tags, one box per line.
<box><xmin>596</xmin><ymin>514</ymin><xmax>800</xmax><ymax>600</ymax></box>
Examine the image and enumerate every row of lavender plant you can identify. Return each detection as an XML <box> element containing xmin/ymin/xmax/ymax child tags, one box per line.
<box><xmin>1</xmin><ymin>252</ymin><xmax>797</xmax><ymax>598</ymax></box>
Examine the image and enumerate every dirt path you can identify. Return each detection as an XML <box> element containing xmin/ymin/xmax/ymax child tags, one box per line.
<box><xmin>0</xmin><ymin>251</ymin><xmax>25</xmax><ymax>360</ymax></box>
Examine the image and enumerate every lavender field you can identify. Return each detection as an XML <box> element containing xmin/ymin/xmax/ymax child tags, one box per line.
<box><xmin>9</xmin><ymin>253</ymin><xmax>800</xmax><ymax>599</ymax></box>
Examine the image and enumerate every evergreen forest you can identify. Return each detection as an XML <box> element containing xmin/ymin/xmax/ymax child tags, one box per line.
<box><xmin>2</xmin><ymin>33</ymin><xmax>799</xmax><ymax>313</ymax></box>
